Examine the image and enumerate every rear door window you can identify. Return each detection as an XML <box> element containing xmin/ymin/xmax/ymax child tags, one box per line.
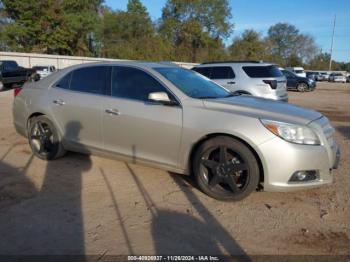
<box><xmin>112</xmin><ymin>66</ymin><xmax>168</xmax><ymax>101</ymax></box>
<box><xmin>243</xmin><ymin>66</ymin><xmax>283</xmax><ymax>78</ymax></box>
<box><xmin>210</xmin><ymin>66</ymin><xmax>235</xmax><ymax>79</ymax></box>
<box><xmin>192</xmin><ymin>67</ymin><xmax>212</xmax><ymax>78</ymax></box>
<box><xmin>70</xmin><ymin>66</ymin><xmax>110</xmax><ymax>95</ymax></box>
<box><xmin>55</xmin><ymin>73</ymin><xmax>72</xmax><ymax>89</ymax></box>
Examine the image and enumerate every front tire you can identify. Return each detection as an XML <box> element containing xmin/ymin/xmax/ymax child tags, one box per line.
<box><xmin>297</xmin><ymin>82</ymin><xmax>308</xmax><ymax>92</ymax></box>
<box><xmin>28</xmin><ymin>115</ymin><xmax>66</xmax><ymax>160</ymax></box>
<box><xmin>193</xmin><ymin>136</ymin><xmax>260</xmax><ymax>201</ymax></box>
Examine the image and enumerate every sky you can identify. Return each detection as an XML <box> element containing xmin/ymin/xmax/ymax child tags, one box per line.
<box><xmin>105</xmin><ymin>0</ymin><xmax>350</xmax><ymax>62</ymax></box>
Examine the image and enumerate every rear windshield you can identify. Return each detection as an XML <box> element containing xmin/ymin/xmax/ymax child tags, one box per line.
<box><xmin>242</xmin><ymin>65</ymin><xmax>283</xmax><ymax>78</ymax></box>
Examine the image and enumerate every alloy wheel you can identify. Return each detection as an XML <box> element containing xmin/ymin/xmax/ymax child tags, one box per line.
<box><xmin>199</xmin><ymin>145</ymin><xmax>249</xmax><ymax>196</ymax></box>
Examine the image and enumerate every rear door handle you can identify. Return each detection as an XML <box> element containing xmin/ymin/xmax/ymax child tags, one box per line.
<box><xmin>53</xmin><ymin>99</ymin><xmax>65</xmax><ymax>105</ymax></box>
<box><xmin>105</xmin><ymin>108</ymin><xmax>120</xmax><ymax>116</ymax></box>
<box><xmin>227</xmin><ymin>81</ymin><xmax>236</xmax><ymax>84</ymax></box>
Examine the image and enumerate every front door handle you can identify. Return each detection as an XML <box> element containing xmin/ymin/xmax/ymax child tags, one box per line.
<box><xmin>227</xmin><ymin>81</ymin><xmax>236</xmax><ymax>84</ymax></box>
<box><xmin>105</xmin><ymin>108</ymin><xmax>120</xmax><ymax>116</ymax></box>
<box><xmin>53</xmin><ymin>99</ymin><xmax>65</xmax><ymax>105</ymax></box>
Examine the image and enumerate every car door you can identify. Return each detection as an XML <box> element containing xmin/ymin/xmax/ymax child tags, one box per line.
<box><xmin>102</xmin><ymin>66</ymin><xmax>183</xmax><ymax>168</ymax></box>
<box><xmin>48</xmin><ymin>66</ymin><xmax>110</xmax><ymax>151</ymax></box>
<box><xmin>210</xmin><ymin>66</ymin><xmax>236</xmax><ymax>91</ymax></box>
<box><xmin>283</xmin><ymin>70</ymin><xmax>297</xmax><ymax>88</ymax></box>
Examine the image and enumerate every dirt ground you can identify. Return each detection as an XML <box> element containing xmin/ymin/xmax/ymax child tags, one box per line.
<box><xmin>0</xmin><ymin>82</ymin><xmax>349</xmax><ymax>256</ymax></box>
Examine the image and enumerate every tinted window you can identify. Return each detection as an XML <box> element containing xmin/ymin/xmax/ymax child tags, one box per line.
<box><xmin>155</xmin><ymin>67</ymin><xmax>230</xmax><ymax>99</ymax></box>
<box><xmin>192</xmin><ymin>67</ymin><xmax>212</xmax><ymax>78</ymax></box>
<box><xmin>112</xmin><ymin>67</ymin><xmax>167</xmax><ymax>101</ymax></box>
<box><xmin>5</xmin><ymin>61</ymin><xmax>18</xmax><ymax>70</ymax></box>
<box><xmin>211</xmin><ymin>66</ymin><xmax>235</xmax><ymax>79</ymax></box>
<box><xmin>70</xmin><ymin>66</ymin><xmax>110</xmax><ymax>95</ymax></box>
<box><xmin>281</xmin><ymin>70</ymin><xmax>294</xmax><ymax>78</ymax></box>
<box><xmin>243</xmin><ymin>65</ymin><xmax>283</xmax><ymax>78</ymax></box>
<box><xmin>55</xmin><ymin>73</ymin><xmax>72</xmax><ymax>89</ymax></box>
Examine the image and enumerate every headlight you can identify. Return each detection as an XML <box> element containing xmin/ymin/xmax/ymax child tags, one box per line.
<box><xmin>261</xmin><ymin>119</ymin><xmax>320</xmax><ymax>145</ymax></box>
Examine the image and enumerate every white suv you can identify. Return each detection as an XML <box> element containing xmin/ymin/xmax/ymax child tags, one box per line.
<box><xmin>192</xmin><ymin>61</ymin><xmax>288</xmax><ymax>102</ymax></box>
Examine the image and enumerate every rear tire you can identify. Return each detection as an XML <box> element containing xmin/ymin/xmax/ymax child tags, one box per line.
<box><xmin>193</xmin><ymin>136</ymin><xmax>260</xmax><ymax>201</ymax></box>
<box><xmin>28</xmin><ymin>115</ymin><xmax>66</xmax><ymax>160</ymax></box>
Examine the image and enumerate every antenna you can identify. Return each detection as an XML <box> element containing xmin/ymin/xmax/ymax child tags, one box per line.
<box><xmin>329</xmin><ymin>14</ymin><xmax>336</xmax><ymax>71</ymax></box>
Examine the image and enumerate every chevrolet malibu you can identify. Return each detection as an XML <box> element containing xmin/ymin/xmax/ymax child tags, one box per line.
<box><xmin>12</xmin><ymin>62</ymin><xmax>340</xmax><ymax>200</ymax></box>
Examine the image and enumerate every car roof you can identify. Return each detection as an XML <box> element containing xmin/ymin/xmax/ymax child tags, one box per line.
<box><xmin>194</xmin><ymin>61</ymin><xmax>276</xmax><ymax>67</ymax></box>
<box><xmin>59</xmin><ymin>61</ymin><xmax>178</xmax><ymax>71</ymax></box>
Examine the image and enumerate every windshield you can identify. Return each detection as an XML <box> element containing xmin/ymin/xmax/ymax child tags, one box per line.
<box><xmin>154</xmin><ymin>67</ymin><xmax>231</xmax><ymax>99</ymax></box>
<box><xmin>295</xmin><ymin>70</ymin><xmax>304</xmax><ymax>74</ymax></box>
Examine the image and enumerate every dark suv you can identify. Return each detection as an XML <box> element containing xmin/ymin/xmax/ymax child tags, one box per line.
<box><xmin>281</xmin><ymin>69</ymin><xmax>316</xmax><ymax>92</ymax></box>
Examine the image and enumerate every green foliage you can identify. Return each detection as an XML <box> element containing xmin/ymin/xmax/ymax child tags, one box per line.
<box><xmin>267</xmin><ymin>22</ymin><xmax>317</xmax><ymax>66</ymax></box>
<box><xmin>0</xmin><ymin>0</ymin><xmax>102</xmax><ymax>55</ymax></box>
<box><xmin>159</xmin><ymin>0</ymin><xmax>233</xmax><ymax>62</ymax></box>
<box><xmin>97</xmin><ymin>1</ymin><xmax>172</xmax><ymax>60</ymax></box>
<box><xmin>229</xmin><ymin>30</ymin><xmax>266</xmax><ymax>61</ymax></box>
<box><xmin>307</xmin><ymin>52</ymin><xmax>331</xmax><ymax>70</ymax></box>
<box><xmin>0</xmin><ymin>1</ymin><xmax>347</xmax><ymax>68</ymax></box>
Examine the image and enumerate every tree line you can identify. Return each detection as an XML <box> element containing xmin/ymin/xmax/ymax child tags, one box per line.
<box><xmin>0</xmin><ymin>0</ymin><xmax>349</xmax><ymax>71</ymax></box>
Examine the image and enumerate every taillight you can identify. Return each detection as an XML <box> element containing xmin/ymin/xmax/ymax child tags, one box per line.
<box><xmin>14</xmin><ymin>87</ymin><xmax>22</xmax><ymax>97</ymax></box>
<box><xmin>263</xmin><ymin>80</ymin><xmax>277</xmax><ymax>89</ymax></box>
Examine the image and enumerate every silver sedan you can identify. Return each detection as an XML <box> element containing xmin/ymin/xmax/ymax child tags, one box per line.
<box><xmin>12</xmin><ymin>62</ymin><xmax>340</xmax><ymax>200</ymax></box>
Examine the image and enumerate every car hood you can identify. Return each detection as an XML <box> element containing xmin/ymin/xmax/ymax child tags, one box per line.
<box><xmin>203</xmin><ymin>95</ymin><xmax>322</xmax><ymax>125</ymax></box>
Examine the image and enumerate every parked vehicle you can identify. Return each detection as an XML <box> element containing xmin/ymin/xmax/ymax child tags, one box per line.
<box><xmin>329</xmin><ymin>73</ymin><xmax>347</xmax><ymax>83</ymax></box>
<box><xmin>347</xmin><ymin>75</ymin><xmax>350</xmax><ymax>83</ymax></box>
<box><xmin>315</xmin><ymin>72</ymin><xmax>324</xmax><ymax>81</ymax></box>
<box><xmin>0</xmin><ymin>60</ymin><xmax>39</xmax><ymax>91</ymax></box>
<box><xmin>319</xmin><ymin>72</ymin><xmax>330</xmax><ymax>81</ymax></box>
<box><xmin>33</xmin><ymin>65</ymin><xmax>56</xmax><ymax>79</ymax></box>
<box><xmin>13</xmin><ymin>62</ymin><xmax>340</xmax><ymax>201</ymax></box>
<box><xmin>281</xmin><ymin>69</ymin><xmax>316</xmax><ymax>92</ymax></box>
<box><xmin>306</xmin><ymin>72</ymin><xmax>317</xmax><ymax>81</ymax></box>
<box><xmin>192</xmin><ymin>61</ymin><xmax>288</xmax><ymax>102</ymax></box>
<box><xmin>286</xmin><ymin>67</ymin><xmax>306</xmax><ymax>77</ymax></box>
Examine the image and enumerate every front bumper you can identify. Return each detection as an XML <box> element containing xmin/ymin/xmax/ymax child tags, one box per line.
<box><xmin>258</xmin><ymin>137</ymin><xmax>339</xmax><ymax>192</ymax></box>
<box><xmin>309</xmin><ymin>81</ymin><xmax>316</xmax><ymax>90</ymax></box>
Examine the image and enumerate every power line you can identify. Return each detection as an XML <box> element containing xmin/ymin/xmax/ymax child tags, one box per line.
<box><xmin>329</xmin><ymin>14</ymin><xmax>336</xmax><ymax>71</ymax></box>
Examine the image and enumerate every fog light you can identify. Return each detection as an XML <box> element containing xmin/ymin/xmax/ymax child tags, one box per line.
<box><xmin>289</xmin><ymin>170</ymin><xmax>318</xmax><ymax>182</ymax></box>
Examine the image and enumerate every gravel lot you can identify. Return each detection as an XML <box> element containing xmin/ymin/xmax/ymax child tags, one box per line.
<box><xmin>0</xmin><ymin>82</ymin><xmax>349</xmax><ymax>256</ymax></box>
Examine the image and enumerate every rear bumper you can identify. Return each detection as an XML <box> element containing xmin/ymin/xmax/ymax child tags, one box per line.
<box><xmin>262</xmin><ymin>92</ymin><xmax>289</xmax><ymax>102</ymax></box>
<box><xmin>277</xmin><ymin>95</ymin><xmax>289</xmax><ymax>102</ymax></box>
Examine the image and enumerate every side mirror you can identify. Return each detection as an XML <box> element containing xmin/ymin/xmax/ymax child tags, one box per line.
<box><xmin>148</xmin><ymin>92</ymin><xmax>177</xmax><ymax>106</ymax></box>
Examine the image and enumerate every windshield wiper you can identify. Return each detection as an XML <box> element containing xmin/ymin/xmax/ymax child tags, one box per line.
<box><xmin>197</xmin><ymin>96</ymin><xmax>218</xmax><ymax>99</ymax></box>
<box><xmin>225</xmin><ymin>93</ymin><xmax>241</xmax><ymax>98</ymax></box>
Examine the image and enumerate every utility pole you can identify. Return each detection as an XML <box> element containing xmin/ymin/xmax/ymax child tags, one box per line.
<box><xmin>329</xmin><ymin>14</ymin><xmax>336</xmax><ymax>71</ymax></box>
